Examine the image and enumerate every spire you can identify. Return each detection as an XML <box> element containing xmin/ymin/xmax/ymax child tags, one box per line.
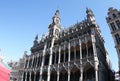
<box><xmin>86</xmin><ymin>7</ymin><xmax>94</xmax><ymax>16</ymax></box>
<box><xmin>33</xmin><ymin>34</ymin><xmax>39</xmax><ymax>46</ymax></box>
<box><xmin>35</xmin><ymin>34</ymin><xmax>38</xmax><ymax>40</ymax></box>
<box><xmin>55</xmin><ymin>10</ymin><xmax>59</xmax><ymax>16</ymax></box>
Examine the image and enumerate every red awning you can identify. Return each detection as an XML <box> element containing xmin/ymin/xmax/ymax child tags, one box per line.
<box><xmin>0</xmin><ymin>62</ymin><xmax>10</xmax><ymax>81</ymax></box>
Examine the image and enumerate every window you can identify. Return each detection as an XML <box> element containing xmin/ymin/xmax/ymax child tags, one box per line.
<box><xmin>109</xmin><ymin>17</ymin><xmax>111</xmax><ymax>20</ymax></box>
<box><xmin>115</xmin><ymin>34</ymin><xmax>120</xmax><ymax>45</ymax></box>
<box><xmin>116</xmin><ymin>20</ymin><xmax>120</xmax><ymax>28</ymax></box>
<box><xmin>118</xmin><ymin>12</ymin><xmax>120</xmax><ymax>15</ymax></box>
<box><xmin>110</xmin><ymin>22</ymin><xmax>116</xmax><ymax>31</ymax></box>
<box><xmin>113</xmin><ymin>13</ymin><xmax>117</xmax><ymax>18</ymax></box>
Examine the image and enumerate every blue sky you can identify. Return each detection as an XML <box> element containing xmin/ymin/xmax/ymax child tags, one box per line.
<box><xmin>0</xmin><ymin>0</ymin><xmax>119</xmax><ymax>71</ymax></box>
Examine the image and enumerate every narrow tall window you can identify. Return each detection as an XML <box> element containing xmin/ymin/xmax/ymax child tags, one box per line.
<box><xmin>115</xmin><ymin>34</ymin><xmax>120</xmax><ymax>45</ymax></box>
<box><xmin>110</xmin><ymin>22</ymin><xmax>116</xmax><ymax>31</ymax></box>
<box><xmin>116</xmin><ymin>20</ymin><xmax>120</xmax><ymax>28</ymax></box>
<box><xmin>113</xmin><ymin>13</ymin><xmax>117</xmax><ymax>18</ymax></box>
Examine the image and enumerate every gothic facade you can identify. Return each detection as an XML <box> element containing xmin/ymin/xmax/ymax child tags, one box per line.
<box><xmin>21</xmin><ymin>8</ymin><xmax>113</xmax><ymax>81</ymax></box>
<box><xmin>106</xmin><ymin>7</ymin><xmax>120</xmax><ymax>78</ymax></box>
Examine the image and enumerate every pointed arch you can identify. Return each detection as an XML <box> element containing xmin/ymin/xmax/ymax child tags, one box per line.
<box><xmin>70</xmin><ymin>66</ymin><xmax>80</xmax><ymax>81</ymax></box>
<box><xmin>83</xmin><ymin>63</ymin><xmax>95</xmax><ymax>81</ymax></box>
<box><xmin>50</xmin><ymin>70</ymin><xmax>57</xmax><ymax>81</ymax></box>
<box><xmin>59</xmin><ymin>69</ymin><xmax>68</xmax><ymax>81</ymax></box>
<box><xmin>42</xmin><ymin>71</ymin><xmax>47</xmax><ymax>81</ymax></box>
<box><xmin>36</xmin><ymin>72</ymin><xmax>40</xmax><ymax>81</ymax></box>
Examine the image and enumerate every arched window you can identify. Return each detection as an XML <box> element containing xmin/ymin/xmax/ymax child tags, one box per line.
<box><xmin>110</xmin><ymin>22</ymin><xmax>116</xmax><ymax>31</ymax></box>
<box><xmin>113</xmin><ymin>13</ymin><xmax>117</xmax><ymax>18</ymax></box>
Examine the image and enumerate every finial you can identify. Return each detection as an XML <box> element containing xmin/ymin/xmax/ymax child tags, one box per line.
<box><xmin>55</xmin><ymin>9</ymin><xmax>60</xmax><ymax>17</ymax></box>
<box><xmin>35</xmin><ymin>34</ymin><xmax>38</xmax><ymax>40</ymax></box>
<box><xmin>86</xmin><ymin>7</ymin><xmax>93</xmax><ymax>14</ymax></box>
<box><xmin>86</xmin><ymin>7</ymin><xmax>89</xmax><ymax>11</ymax></box>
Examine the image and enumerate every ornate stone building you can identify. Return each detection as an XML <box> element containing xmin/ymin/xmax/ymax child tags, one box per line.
<box><xmin>22</xmin><ymin>8</ymin><xmax>113</xmax><ymax>81</ymax></box>
<box><xmin>106</xmin><ymin>7</ymin><xmax>120</xmax><ymax>77</ymax></box>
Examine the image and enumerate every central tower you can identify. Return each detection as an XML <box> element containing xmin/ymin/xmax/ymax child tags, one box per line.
<box><xmin>48</xmin><ymin>10</ymin><xmax>61</xmax><ymax>38</ymax></box>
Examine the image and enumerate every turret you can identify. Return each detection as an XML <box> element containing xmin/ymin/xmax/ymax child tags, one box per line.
<box><xmin>33</xmin><ymin>34</ymin><xmax>39</xmax><ymax>46</ymax></box>
<box><xmin>86</xmin><ymin>8</ymin><xmax>96</xmax><ymax>24</ymax></box>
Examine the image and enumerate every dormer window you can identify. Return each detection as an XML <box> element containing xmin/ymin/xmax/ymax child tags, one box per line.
<box><xmin>116</xmin><ymin>20</ymin><xmax>120</xmax><ymax>28</ymax></box>
<box><xmin>113</xmin><ymin>13</ymin><xmax>117</xmax><ymax>18</ymax></box>
<box><xmin>115</xmin><ymin>34</ymin><xmax>120</xmax><ymax>45</ymax></box>
<box><xmin>109</xmin><ymin>17</ymin><xmax>111</xmax><ymax>20</ymax></box>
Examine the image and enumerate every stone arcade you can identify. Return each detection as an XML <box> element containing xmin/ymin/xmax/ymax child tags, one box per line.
<box><xmin>21</xmin><ymin>8</ymin><xmax>113</xmax><ymax>81</ymax></box>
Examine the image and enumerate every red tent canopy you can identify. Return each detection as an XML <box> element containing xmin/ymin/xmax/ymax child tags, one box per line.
<box><xmin>0</xmin><ymin>62</ymin><xmax>10</xmax><ymax>81</ymax></box>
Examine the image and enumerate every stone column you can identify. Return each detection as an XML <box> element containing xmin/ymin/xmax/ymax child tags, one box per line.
<box><xmin>29</xmin><ymin>72</ymin><xmax>31</xmax><ymax>81</ymax></box>
<box><xmin>80</xmin><ymin>67</ymin><xmax>83</xmax><ymax>81</ymax></box>
<box><xmin>21</xmin><ymin>72</ymin><xmax>24</xmax><ymax>81</ymax></box>
<box><xmin>68</xmin><ymin>70</ymin><xmax>70</xmax><ymax>81</ymax></box>
<box><xmin>34</xmin><ymin>72</ymin><xmax>36</xmax><ymax>81</ymax></box>
<box><xmin>57</xmin><ymin>71</ymin><xmax>60</xmax><ymax>81</ymax></box>
<box><xmin>79</xmin><ymin>38</ymin><xmax>83</xmax><ymax>81</ymax></box>
<box><xmin>36</xmin><ymin>55</ymin><xmax>39</xmax><ymax>68</ymax></box>
<box><xmin>58</xmin><ymin>46</ymin><xmax>61</xmax><ymax>64</ymax></box>
<box><xmin>47</xmin><ymin>38</ymin><xmax>55</xmax><ymax>81</ymax></box>
<box><xmin>25</xmin><ymin>72</ymin><xmax>27</xmax><ymax>81</ymax></box>
<box><xmin>27</xmin><ymin>57</ymin><xmax>30</xmax><ymax>68</ymax></box>
<box><xmin>24</xmin><ymin>58</ymin><xmax>26</xmax><ymax>68</ymax></box>
<box><xmin>25</xmin><ymin>58</ymin><xmax>29</xmax><ymax>68</ymax></box>
<box><xmin>47</xmin><ymin>72</ymin><xmax>50</xmax><ymax>81</ymax></box>
<box><xmin>68</xmin><ymin>42</ymin><xmax>70</xmax><ymax>62</ymax></box>
<box><xmin>39</xmin><ymin>73</ymin><xmax>42</xmax><ymax>81</ymax></box>
<box><xmin>39</xmin><ymin>42</ymin><xmax>47</xmax><ymax>81</ymax></box>
<box><xmin>95</xmin><ymin>68</ymin><xmax>98</xmax><ymax>81</ymax></box>
<box><xmin>79</xmin><ymin>39</ymin><xmax>82</xmax><ymax>61</ymax></box>
<box><xmin>31</xmin><ymin>56</ymin><xmax>35</xmax><ymax>68</ymax></box>
<box><xmin>91</xmin><ymin>35</ymin><xmax>99</xmax><ymax>81</ymax></box>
